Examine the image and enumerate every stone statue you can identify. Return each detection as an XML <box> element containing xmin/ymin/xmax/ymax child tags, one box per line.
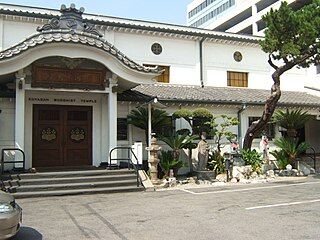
<box><xmin>197</xmin><ymin>132</ymin><xmax>209</xmax><ymax>171</ymax></box>
<box><xmin>260</xmin><ymin>135</ymin><xmax>270</xmax><ymax>163</ymax></box>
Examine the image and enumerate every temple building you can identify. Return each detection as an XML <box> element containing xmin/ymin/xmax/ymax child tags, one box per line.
<box><xmin>0</xmin><ymin>3</ymin><xmax>319</xmax><ymax>171</ymax></box>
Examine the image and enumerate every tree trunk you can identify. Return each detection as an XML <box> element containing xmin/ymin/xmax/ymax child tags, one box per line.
<box><xmin>243</xmin><ymin>73</ymin><xmax>281</xmax><ymax>150</ymax></box>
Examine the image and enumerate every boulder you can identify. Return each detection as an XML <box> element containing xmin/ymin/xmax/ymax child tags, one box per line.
<box><xmin>266</xmin><ymin>170</ymin><xmax>275</xmax><ymax>178</ymax></box>
<box><xmin>286</xmin><ymin>164</ymin><xmax>293</xmax><ymax>171</ymax></box>
<box><xmin>230</xmin><ymin>178</ymin><xmax>238</xmax><ymax>183</ymax></box>
<box><xmin>298</xmin><ymin>162</ymin><xmax>312</xmax><ymax>176</ymax></box>
<box><xmin>216</xmin><ymin>173</ymin><xmax>227</xmax><ymax>182</ymax></box>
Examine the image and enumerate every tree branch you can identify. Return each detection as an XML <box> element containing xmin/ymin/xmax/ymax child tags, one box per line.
<box><xmin>268</xmin><ymin>54</ymin><xmax>278</xmax><ymax>70</ymax></box>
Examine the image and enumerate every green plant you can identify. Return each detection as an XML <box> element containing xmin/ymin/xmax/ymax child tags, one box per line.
<box><xmin>241</xmin><ymin>149</ymin><xmax>263</xmax><ymax>174</ymax></box>
<box><xmin>159</xmin><ymin>134</ymin><xmax>198</xmax><ymax>160</ymax></box>
<box><xmin>209</xmin><ymin>115</ymin><xmax>239</xmax><ymax>153</ymax></box>
<box><xmin>127</xmin><ymin>107</ymin><xmax>171</xmax><ymax>144</ymax></box>
<box><xmin>272</xmin><ymin>109</ymin><xmax>312</xmax><ymax>138</ymax></box>
<box><xmin>192</xmin><ymin>108</ymin><xmax>213</xmax><ymax>119</ymax></box>
<box><xmin>172</xmin><ymin>109</ymin><xmax>193</xmax><ymax>126</ymax></box>
<box><xmin>158</xmin><ymin>150</ymin><xmax>184</xmax><ymax>177</ymax></box>
<box><xmin>270</xmin><ymin>150</ymin><xmax>290</xmax><ymax>170</ymax></box>
<box><xmin>208</xmin><ymin>151</ymin><xmax>225</xmax><ymax>174</ymax></box>
<box><xmin>243</xmin><ymin>0</ymin><xmax>320</xmax><ymax>149</ymax></box>
<box><xmin>274</xmin><ymin>138</ymin><xmax>310</xmax><ymax>166</ymax></box>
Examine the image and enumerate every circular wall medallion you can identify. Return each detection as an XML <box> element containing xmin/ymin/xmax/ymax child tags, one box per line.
<box><xmin>233</xmin><ymin>51</ymin><xmax>243</xmax><ymax>62</ymax></box>
<box><xmin>151</xmin><ymin>43</ymin><xmax>163</xmax><ymax>55</ymax></box>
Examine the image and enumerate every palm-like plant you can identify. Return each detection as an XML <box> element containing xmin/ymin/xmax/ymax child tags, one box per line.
<box><xmin>127</xmin><ymin>107</ymin><xmax>171</xmax><ymax>144</ymax></box>
<box><xmin>158</xmin><ymin>150</ymin><xmax>184</xmax><ymax>177</ymax></box>
<box><xmin>272</xmin><ymin>109</ymin><xmax>312</xmax><ymax>138</ymax></box>
<box><xmin>159</xmin><ymin>134</ymin><xmax>198</xmax><ymax>160</ymax></box>
<box><xmin>274</xmin><ymin>138</ymin><xmax>310</xmax><ymax>166</ymax></box>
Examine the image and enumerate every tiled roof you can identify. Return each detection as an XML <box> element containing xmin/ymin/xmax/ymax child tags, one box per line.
<box><xmin>0</xmin><ymin>30</ymin><xmax>160</xmax><ymax>74</ymax></box>
<box><xmin>0</xmin><ymin>3</ymin><xmax>261</xmax><ymax>44</ymax></box>
<box><xmin>119</xmin><ymin>84</ymin><xmax>320</xmax><ymax>107</ymax></box>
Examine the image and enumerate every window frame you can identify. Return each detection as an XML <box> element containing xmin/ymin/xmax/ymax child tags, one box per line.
<box><xmin>227</xmin><ymin>71</ymin><xmax>248</xmax><ymax>87</ymax></box>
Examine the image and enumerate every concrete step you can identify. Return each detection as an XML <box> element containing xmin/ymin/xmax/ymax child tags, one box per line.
<box><xmin>12</xmin><ymin>185</ymin><xmax>144</xmax><ymax>199</ymax></box>
<box><xmin>14</xmin><ymin>169</ymin><xmax>136</xmax><ymax>179</ymax></box>
<box><xmin>9</xmin><ymin>174</ymin><xmax>137</xmax><ymax>186</ymax></box>
<box><xmin>10</xmin><ymin>179</ymin><xmax>138</xmax><ymax>193</ymax></box>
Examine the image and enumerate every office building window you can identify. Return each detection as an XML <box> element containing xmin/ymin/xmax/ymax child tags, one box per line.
<box><xmin>227</xmin><ymin>71</ymin><xmax>248</xmax><ymax>87</ymax></box>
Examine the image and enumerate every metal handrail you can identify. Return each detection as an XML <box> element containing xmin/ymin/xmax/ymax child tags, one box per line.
<box><xmin>1</xmin><ymin>148</ymin><xmax>26</xmax><ymax>175</ymax></box>
<box><xmin>108</xmin><ymin>147</ymin><xmax>142</xmax><ymax>187</ymax></box>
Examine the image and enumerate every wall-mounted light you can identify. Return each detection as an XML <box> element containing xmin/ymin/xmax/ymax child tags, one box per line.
<box><xmin>18</xmin><ymin>80</ymin><xmax>23</xmax><ymax>90</ymax></box>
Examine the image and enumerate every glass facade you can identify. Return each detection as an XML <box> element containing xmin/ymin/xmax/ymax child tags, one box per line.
<box><xmin>190</xmin><ymin>0</ymin><xmax>235</xmax><ymax>28</ymax></box>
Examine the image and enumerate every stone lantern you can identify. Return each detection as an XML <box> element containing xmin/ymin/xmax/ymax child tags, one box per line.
<box><xmin>146</xmin><ymin>135</ymin><xmax>161</xmax><ymax>185</ymax></box>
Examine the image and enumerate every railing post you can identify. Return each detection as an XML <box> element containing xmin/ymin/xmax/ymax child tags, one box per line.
<box><xmin>1</xmin><ymin>150</ymin><xmax>4</xmax><ymax>175</ymax></box>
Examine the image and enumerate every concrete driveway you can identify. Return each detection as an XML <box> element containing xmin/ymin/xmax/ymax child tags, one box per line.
<box><xmin>13</xmin><ymin>176</ymin><xmax>320</xmax><ymax>240</ymax></box>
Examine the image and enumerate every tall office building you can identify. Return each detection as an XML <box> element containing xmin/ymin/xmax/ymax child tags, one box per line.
<box><xmin>187</xmin><ymin>0</ymin><xmax>311</xmax><ymax>36</ymax></box>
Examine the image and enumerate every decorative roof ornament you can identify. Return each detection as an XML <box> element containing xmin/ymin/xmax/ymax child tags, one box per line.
<box><xmin>37</xmin><ymin>3</ymin><xmax>103</xmax><ymax>37</ymax></box>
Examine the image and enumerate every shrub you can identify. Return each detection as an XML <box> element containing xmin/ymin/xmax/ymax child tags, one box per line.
<box><xmin>208</xmin><ymin>151</ymin><xmax>225</xmax><ymax>174</ymax></box>
<box><xmin>270</xmin><ymin>149</ymin><xmax>290</xmax><ymax>170</ymax></box>
<box><xmin>274</xmin><ymin>138</ymin><xmax>310</xmax><ymax>166</ymax></box>
<box><xmin>241</xmin><ymin>149</ymin><xmax>263</xmax><ymax>174</ymax></box>
<box><xmin>158</xmin><ymin>150</ymin><xmax>184</xmax><ymax>177</ymax></box>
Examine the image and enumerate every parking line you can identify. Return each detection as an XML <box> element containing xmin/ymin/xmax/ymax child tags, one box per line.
<box><xmin>179</xmin><ymin>181</ymin><xmax>320</xmax><ymax>195</ymax></box>
<box><xmin>246</xmin><ymin>199</ymin><xmax>320</xmax><ymax>210</ymax></box>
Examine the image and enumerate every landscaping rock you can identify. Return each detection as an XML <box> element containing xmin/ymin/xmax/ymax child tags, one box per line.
<box><xmin>298</xmin><ymin>162</ymin><xmax>311</xmax><ymax>176</ymax></box>
<box><xmin>286</xmin><ymin>164</ymin><xmax>293</xmax><ymax>171</ymax></box>
<box><xmin>230</xmin><ymin>178</ymin><xmax>238</xmax><ymax>183</ymax></box>
<box><xmin>233</xmin><ymin>157</ymin><xmax>245</xmax><ymax>166</ymax></box>
<box><xmin>310</xmin><ymin>168</ymin><xmax>316</xmax><ymax>174</ymax></box>
<box><xmin>216</xmin><ymin>173</ymin><xmax>227</xmax><ymax>182</ymax></box>
<box><xmin>232</xmin><ymin>166</ymin><xmax>244</xmax><ymax>176</ymax></box>
<box><xmin>266</xmin><ymin>170</ymin><xmax>275</xmax><ymax>178</ymax></box>
<box><xmin>250</xmin><ymin>172</ymin><xmax>259</xmax><ymax>179</ymax></box>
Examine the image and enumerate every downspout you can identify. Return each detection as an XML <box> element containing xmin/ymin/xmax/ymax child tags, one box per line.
<box><xmin>237</xmin><ymin>103</ymin><xmax>247</xmax><ymax>147</ymax></box>
<box><xmin>199</xmin><ymin>37</ymin><xmax>206</xmax><ymax>88</ymax></box>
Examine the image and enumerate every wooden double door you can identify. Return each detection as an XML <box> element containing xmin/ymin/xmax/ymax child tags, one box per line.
<box><xmin>33</xmin><ymin>105</ymin><xmax>92</xmax><ymax>168</ymax></box>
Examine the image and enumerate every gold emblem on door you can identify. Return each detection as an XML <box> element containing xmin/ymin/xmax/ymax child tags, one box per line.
<box><xmin>41</xmin><ymin>128</ymin><xmax>57</xmax><ymax>142</ymax></box>
<box><xmin>70</xmin><ymin>127</ymin><xmax>85</xmax><ymax>142</ymax></box>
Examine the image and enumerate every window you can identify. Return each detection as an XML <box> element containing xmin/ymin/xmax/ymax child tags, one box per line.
<box><xmin>144</xmin><ymin>64</ymin><xmax>170</xmax><ymax>83</ymax></box>
<box><xmin>227</xmin><ymin>71</ymin><xmax>248</xmax><ymax>87</ymax></box>
<box><xmin>117</xmin><ymin>118</ymin><xmax>128</xmax><ymax>140</ymax></box>
<box><xmin>248</xmin><ymin>117</ymin><xmax>275</xmax><ymax>139</ymax></box>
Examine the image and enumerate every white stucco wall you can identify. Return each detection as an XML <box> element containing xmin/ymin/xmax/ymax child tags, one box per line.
<box><xmin>1</xmin><ymin>16</ymin><xmax>318</xmax><ymax>91</ymax></box>
<box><xmin>0</xmin><ymin>98</ymin><xmax>15</xmax><ymax>150</ymax></box>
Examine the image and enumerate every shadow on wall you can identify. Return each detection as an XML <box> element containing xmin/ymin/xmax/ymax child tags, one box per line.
<box><xmin>12</xmin><ymin>226</ymin><xmax>43</xmax><ymax>240</ymax></box>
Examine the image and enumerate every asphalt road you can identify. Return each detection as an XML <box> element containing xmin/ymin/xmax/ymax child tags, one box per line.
<box><xmin>13</xmin><ymin>176</ymin><xmax>320</xmax><ymax>240</ymax></box>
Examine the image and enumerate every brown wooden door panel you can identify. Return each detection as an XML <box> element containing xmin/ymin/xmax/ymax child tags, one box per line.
<box><xmin>33</xmin><ymin>105</ymin><xmax>92</xmax><ymax>168</ymax></box>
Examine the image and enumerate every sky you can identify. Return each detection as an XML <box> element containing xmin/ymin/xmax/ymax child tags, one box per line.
<box><xmin>0</xmin><ymin>0</ymin><xmax>193</xmax><ymax>25</ymax></box>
